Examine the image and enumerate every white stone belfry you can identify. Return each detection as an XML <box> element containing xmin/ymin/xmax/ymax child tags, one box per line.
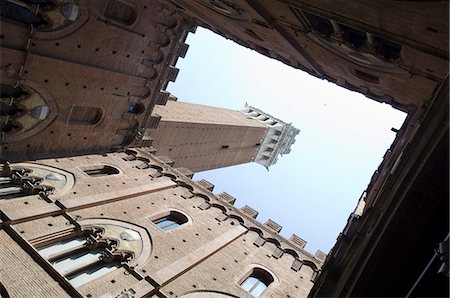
<box><xmin>240</xmin><ymin>104</ymin><xmax>300</xmax><ymax>169</ymax></box>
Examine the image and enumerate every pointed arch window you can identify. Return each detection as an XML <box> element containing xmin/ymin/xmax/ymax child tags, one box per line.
<box><xmin>240</xmin><ymin>268</ymin><xmax>274</xmax><ymax>297</ymax></box>
<box><xmin>0</xmin><ymin>166</ymin><xmax>54</xmax><ymax>200</ymax></box>
<box><xmin>36</xmin><ymin>230</ymin><xmax>127</xmax><ymax>289</ymax></box>
<box><xmin>153</xmin><ymin>211</ymin><xmax>188</xmax><ymax>231</ymax></box>
<box><xmin>32</xmin><ymin>220</ymin><xmax>150</xmax><ymax>297</ymax></box>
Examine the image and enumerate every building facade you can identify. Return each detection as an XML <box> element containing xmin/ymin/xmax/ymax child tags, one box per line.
<box><xmin>162</xmin><ymin>1</ymin><xmax>449</xmax><ymax>296</ymax></box>
<box><xmin>148</xmin><ymin>101</ymin><xmax>299</xmax><ymax>172</ymax></box>
<box><xmin>1</xmin><ymin>0</ymin><xmax>193</xmax><ymax>161</ymax></box>
<box><xmin>1</xmin><ymin>0</ymin><xmax>448</xmax><ymax>297</ymax></box>
<box><xmin>0</xmin><ymin>148</ymin><xmax>324</xmax><ymax>297</ymax></box>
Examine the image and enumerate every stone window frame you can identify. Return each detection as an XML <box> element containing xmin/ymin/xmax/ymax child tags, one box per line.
<box><xmin>102</xmin><ymin>0</ymin><xmax>138</xmax><ymax>27</ymax></box>
<box><xmin>79</xmin><ymin>164</ymin><xmax>123</xmax><ymax>178</ymax></box>
<box><xmin>1</xmin><ymin>81</ymin><xmax>58</xmax><ymax>143</ymax></box>
<box><xmin>66</xmin><ymin>105</ymin><xmax>103</xmax><ymax>126</ymax></box>
<box><xmin>147</xmin><ymin>209</ymin><xmax>191</xmax><ymax>232</ymax></box>
<box><xmin>6</xmin><ymin>162</ymin><xmax>76</xmax><ymax>198</ymax></box>
<box><xmin>238</xmin><ymin>266</ymin><xmax>276</xmax><ymax>298</ymax></box>
<box><xmin>34</xmin><ymin>227</ymin><xmax>129</xmax><ymax>291</ymax></box>
<box><xmin>31</xmin><ymin>219</ymin><xmax>152</xmax><ymax>295</ymax></box>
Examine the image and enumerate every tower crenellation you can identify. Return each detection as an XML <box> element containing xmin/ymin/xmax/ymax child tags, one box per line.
<box><xmin>241</xmin><ymin>104</ymin><xmax>300</xmax><ymax>169</ymax></box>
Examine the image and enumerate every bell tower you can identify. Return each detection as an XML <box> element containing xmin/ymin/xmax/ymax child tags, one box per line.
<box><xmin>147</xmin><ymin>100</ymin><xmax>299</xmax><ymax>172</ymax></box>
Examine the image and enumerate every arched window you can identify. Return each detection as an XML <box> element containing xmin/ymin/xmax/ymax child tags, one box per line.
<box><xmin>83</xmin><ymin>165</ymin><xmax>120</xmax><ymax>177</ymax></box>
<box><xmin>152</xmin><ymin>211</ymin><xmax>188</xmax><ymax>231</ymax></box>
<box><xmin>36</xmin><ymin>230</ymin><xmax>125</xmax><ymax>289</ymax></box>
<box><xmin>103</xmin><ymin>0</ymin><xmax>136</xmax><ymax>25</ymax></box>
<box><xmin>240</xmin><ymin>268</ymin><xmax>274</xmax><ymax>297</ymax></box>
<box><xmin>32</xmin><ymin>220</ymin><xmax>150</xmax><ymax>296</ymax></box>
<box><xmin>0</xmin><ymin>164</ymin><xmax>54</xmax><ymax>200</ymax></box>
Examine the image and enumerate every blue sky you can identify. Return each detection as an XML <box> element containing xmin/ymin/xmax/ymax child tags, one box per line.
<box><xmin>167</xmin><ymin>28</ymin><xmax>406</xmax><ymax>255</ymax></box>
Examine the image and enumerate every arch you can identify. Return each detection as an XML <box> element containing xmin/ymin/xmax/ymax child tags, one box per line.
<box><xmin>211</xmin><ymin>203</ymin><xmax>227</xmax><ymax>214</ymax></box>
<box><xmin>283</xmin><ymin>248</ymin><xmax>299</xmax><ymax>259</ymax></box>
<box><xmin>299</xmin><ymin>262</ymin><xmax>316</xmax><ymax>281</ymax></box>
<box><xmin>2</xmin><ymin>80</ymin><xmax>59</xmax><ymax>143</ymax></box>
<box><xmin>77</xmin><ymin>218</ymin><xmax>152</xmax><ymax>266</ymax></box>
<box><xmin>266</xmin><ymin>238</ymin><xmax>281</xmax><ymax>247</ymax></box>
<box><xmin>1</xmin><ymin>161</ymin><xmax>79</xmax><ymax>200</ymax></box>
<box><xmin>176</xmin><ymin>181</ymin><xmax>194</xmax><ymax>192</ymax></box>
<box><xmin>162</xmin><ymin>172</ymin><xmax>177</xmax><ymax>181</ymax></box>
<box><xmin>0</xmin><ymin>282</ymin><xmax>9</xmax><ymax>298</ymax></box>
<box><xmin>34</xmin><ymin>218</ymin><xmax>152</xmax><ymax>292</ymax></box>
<box><xmin>34</xmin><ymin>1</ymin><xmax>89</xmax><ymax>40</ymax></box>
<box><xmin>192</xmin><ymin>192</ymin><xmax>211</xmax><ymax>202</ymax></box>
<box><xmin>11</xmin><ymin>162</ymin><xmax>75</xmax><ymax>196</ymax></box>
<box><xmin>128</xmin><ymin>102</ymin><xmax>145</xmax><ymax>115</ymax></box>
<box><xmin>136</xmin><ymin>156</ymin><xmax>150</xmax><ymax>163</ymax></box>
<box><xmin>124</xmin><ymin>149</ymin><xmax>138</xmax><ymax>156</ymax></box>
<box><xmin>140</xmin><ymin>85</ymin><xmax>152</xmax><ymax>100</ymax></box>
<box><xmin>240</xmin><ymin>267</ymin><xmax>275</xmax><ymax>297</ymax></box>
<box><xmin>301</xmin><ymin>260</ymin><xmax>319</xmax><ymax>271</ymax></box>
<box><xmin>149</xmin><ymin>164</ymin><xmax>164</xmax><ymax>172</ymax></box>
<box><xmin>248</xmin><ymin>226</ymin><xmax>264</xmax><ymax>237</ymax></box>
<box><xmin>228</xmin><ymin>214</ymin><xmax>245</xmax><ymax>225</ymax></box>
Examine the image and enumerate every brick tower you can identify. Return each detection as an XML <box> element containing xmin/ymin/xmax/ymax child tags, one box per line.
<box><xmin>147</xmin><ymin>101</ymin><xmax>300</xmax><ymax>172</ymax></box>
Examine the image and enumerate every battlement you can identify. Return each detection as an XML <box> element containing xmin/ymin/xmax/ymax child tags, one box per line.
<box><xmin>240</xmin><ymin>104</ymin><xmax>300</xmax><ymax>169</ymax></box>
<box><xmin>132</xmin><ymin>147</ymin><xmax>325</xmax><ymax>262</ymax></box>
<box><xmin>217</xmin><ymin>192</ymin><xmax>236</xmax><ymax>205</ymax></box>
<box><xmin>196</xmin><ymin>179</ymin><xmax>215</xmax><ymax>191</ymax></box>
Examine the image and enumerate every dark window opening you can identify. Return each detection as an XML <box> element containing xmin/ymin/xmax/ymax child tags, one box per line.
<box><xmin>84</xmin><ymin>166</ymin><xmax>120</xmax><ymax>177</ymax></box>
<box><xmin>341</xmin><ymin>25</ymin><xmax>366</xmax><ymax>49</ymax></box>
<box><xmin>0</xmin><ymin>282</ymin><xmax>9</xmax><ymax>298</ymax></box>
<box><xmin>128</xmin><ymin>102</ymin><xmax>145</xmax><ymax>115</ymax></box>
<box><xmin>303</xmin><ymin>12</ymin><xmax>333</xmax><ymax>38</ymax></box>
<box><xmin>274</xmin><ymin>130</ymin><xmax>282</xmax><ymax>136</ymax></box>
<box><xmin>0</xmin><ymin>84</ymin><xmax>27</xmax><ymax>99</ymax></box>
<box><xmin>1</xmin><ymin>121</ymin><xmax>22</xmax><ymax>133</ymax></box>
<box><xmin>374</xmin><ymin>37</ymin><xmax>401</xmax><ymax>61</ymax></box>
<box><xmin>104</xmin><ymin>0</ymin><xmax>136</xmax><ymax>25</ymax></box>
<box><xmin>0</xmin><ymin>102</ymin><xmax>26</xmax><ymax>117</ymax></box>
